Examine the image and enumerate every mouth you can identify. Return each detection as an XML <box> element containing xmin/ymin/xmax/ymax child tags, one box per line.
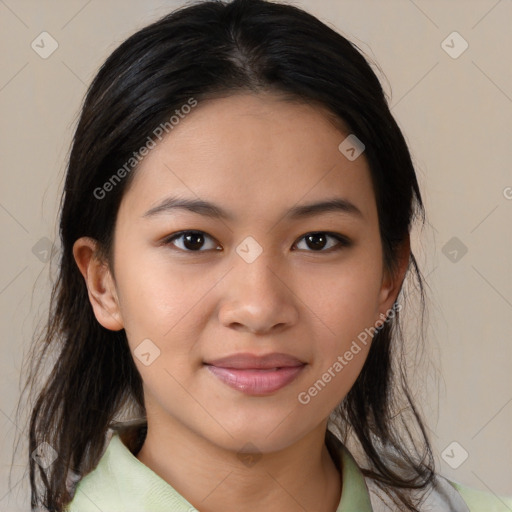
<box><xmin>204</xmin><ymin>352</ymin><xmax>307</xmax><ymax>395</ymax></box>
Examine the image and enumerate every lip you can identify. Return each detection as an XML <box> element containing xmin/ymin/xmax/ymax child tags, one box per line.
<box><xmin>204</xmin><ymin>352</ymin><xmax>306</xmax><ymax>395</ymax></box>
<box><xmin>205</xmin><ymin>352</ymin><xmax>305</xmax><ymax>369</ymax></box>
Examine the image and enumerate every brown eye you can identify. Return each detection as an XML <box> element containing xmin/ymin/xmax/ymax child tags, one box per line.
<box><xmin>164</xmin><ymin>231</ymin><xmax>221</xmax><ymax>252</ymax></box>
<box><xmin>294</xmin><ymin>232</ymin><xmax>351</xmax><ymax>252</ymax></box>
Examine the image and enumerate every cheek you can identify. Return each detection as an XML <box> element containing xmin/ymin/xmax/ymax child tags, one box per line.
<box><xmin>298</xmin><ymin>254</ymin><xmax>383</xmax><ymax>403</ymax></box>
<box><xmin>295</xmin><ymin>292</ymin><xmax>375</xmax><ymax>419</ymax></box>
<box><xmin>116</xmin><ymin>261</ymin><xmax>205</xmax><ymax>407</ymax></box>
<box><xmin>114</xmin><ymin>248</ymin><xmax>202</xmax><ymax>350</ymax></box>
<box><xmin>302</xmin><ymin>254</ymin><xmax>383</xmax><ymax>341</ymax></box>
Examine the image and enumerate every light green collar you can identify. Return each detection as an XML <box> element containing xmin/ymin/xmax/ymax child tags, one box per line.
<box><xmin>327</xmin><ymin>431</ymin><xmax>374</xmax><ymax>511</ymax></box>
<box><xmin>67</xmin><ymin>430</ymin><xmax>373</xmax><ymax>511</ymax></box>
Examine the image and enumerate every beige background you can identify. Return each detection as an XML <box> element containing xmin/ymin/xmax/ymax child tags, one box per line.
<box><xmin>1</xmin><ymin>0</ymin><xmax>511</xmax><ymax>509</ymax></box>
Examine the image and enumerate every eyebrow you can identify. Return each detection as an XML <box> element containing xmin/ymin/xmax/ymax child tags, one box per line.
<box><xmin>142</xmin><ymin>196</ymin><xmax>364</xmax><ymax>221</ymax></box>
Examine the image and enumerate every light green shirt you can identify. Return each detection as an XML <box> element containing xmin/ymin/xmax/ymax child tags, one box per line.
<box><xmin>65</xmin><ymin>431</ymin><xmax>512</xmax><ymax>511</ymax></box>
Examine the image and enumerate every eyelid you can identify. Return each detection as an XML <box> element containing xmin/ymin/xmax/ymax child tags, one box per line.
<box><xmin>162</xmin><ymin>230</ymin><xmax>221</xmax><ymax>252</ymax></box>
<box><xmin>162</xmin><ymin>230</ymin><xmax>351</xmax><ymax>253</ymax></box>
<box><xmin>292</xmin><ymin>232</ymin><xmax>352</xmax><ymax>252</ymax></box>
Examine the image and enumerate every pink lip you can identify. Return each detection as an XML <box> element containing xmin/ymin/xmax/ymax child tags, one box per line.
<box><xmin>204</xmin><ymin>352</ymin><xmax>306</xmax><ymax>395</ymax></box>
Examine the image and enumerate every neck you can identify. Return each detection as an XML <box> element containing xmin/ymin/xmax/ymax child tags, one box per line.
<box><xmin>135</xmin><ymin>419</ymin><xmax>341</xmax><ymax>512</ymax></box>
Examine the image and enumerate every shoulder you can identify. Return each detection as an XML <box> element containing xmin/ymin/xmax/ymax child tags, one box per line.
<box><xmin>64</xmin><ymin>434</ymin><xmax>122</xmax><ymax>512</ymax></box>
<box><xmin>365</xmin><ymin>474</ymin><xmax>512</xmax><ymax>512</ymax></box>
<box><xmin>449</xmin><ymin>479</ymin><xmax>512</xmax><ymax>512</ymax></box>
<box><xmin>64</xmin><ymin>429</ymin><xmax>197</xmax><ymax>512</ymax></box>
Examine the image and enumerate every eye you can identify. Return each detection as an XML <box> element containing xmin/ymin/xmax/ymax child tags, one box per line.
<box><xmin>162</xmin><ymin>230</ymin><xmax>351</xmax><ymax>253</ymax></box>
<box><xmin>294</xmin><ymin>232</ymin><xmax>351</xmax><ymax>252</ymax></box>
<box><xmin>163</xmin><ymin>230</ymin><xmax>221</xmax><ymax>252</ymax></box>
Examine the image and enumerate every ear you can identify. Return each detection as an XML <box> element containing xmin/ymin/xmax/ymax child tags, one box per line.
<box><xmin>72</xmin><ymin>237</ymin><xmax>124</xmax><ymax>331</ymax></box>
<box><xmin>376</xmin><ymin>235</ymin><xmax>410</xmax><ymax>321</ymax></box>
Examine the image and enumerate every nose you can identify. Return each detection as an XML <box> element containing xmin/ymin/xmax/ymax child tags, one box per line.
<box><xmin>218</xmin><ymin>252</ymin><xmax>299</xmax><ymax>335</ymax></box>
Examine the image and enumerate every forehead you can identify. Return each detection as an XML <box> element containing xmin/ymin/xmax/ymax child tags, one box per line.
<box><xmin>119</xmin><ymin>92</ymin><xmax>377</xmax><ymax>225</ymax></box>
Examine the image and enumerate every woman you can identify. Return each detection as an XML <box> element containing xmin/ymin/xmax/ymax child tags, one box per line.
<box><xmin>21</xmin><ymin>0</ymin><xmax>511</xmax><ymax>510</ymax></box>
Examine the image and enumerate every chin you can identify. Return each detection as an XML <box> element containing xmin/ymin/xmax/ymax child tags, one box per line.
<box><xmin>193</xmin><ymin>417</ymin><xmax>312</xmax><ymax>455</ymax></box>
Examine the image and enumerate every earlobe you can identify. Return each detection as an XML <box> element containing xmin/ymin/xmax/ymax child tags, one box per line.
<box><xmin>72</xmin><ymin>237</ymin><xmax>124</xmax><ymax>331</ymax></box>
<box><xmin>377</xmin><ymin>236</ymin><xmax>411</xmax><ymax>320</ymax></box>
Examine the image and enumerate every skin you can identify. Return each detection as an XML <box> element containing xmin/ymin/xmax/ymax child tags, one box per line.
<box><xmin>74</xmin><ymin>92</ymin><xmax>409</xmax><ymax>512</ymax></box>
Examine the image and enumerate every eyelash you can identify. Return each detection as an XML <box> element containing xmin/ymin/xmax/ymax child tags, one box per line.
<box><xmin>162</xmin><ymin>230</ymin><xmax>352</xmax><ymax>253</ymax></box>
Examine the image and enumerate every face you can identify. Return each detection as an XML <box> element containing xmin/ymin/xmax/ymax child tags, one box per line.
<box><xmin>79</xmin><ymin>92</ymin><xmax>405</xmax><ymax>454</ymax></box>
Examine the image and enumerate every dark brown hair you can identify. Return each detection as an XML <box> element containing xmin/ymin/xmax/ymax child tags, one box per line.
<box><xmin>16</xmin><ymin>0</ymin><xmax>434</xmax><ymax>510</ymax></box>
